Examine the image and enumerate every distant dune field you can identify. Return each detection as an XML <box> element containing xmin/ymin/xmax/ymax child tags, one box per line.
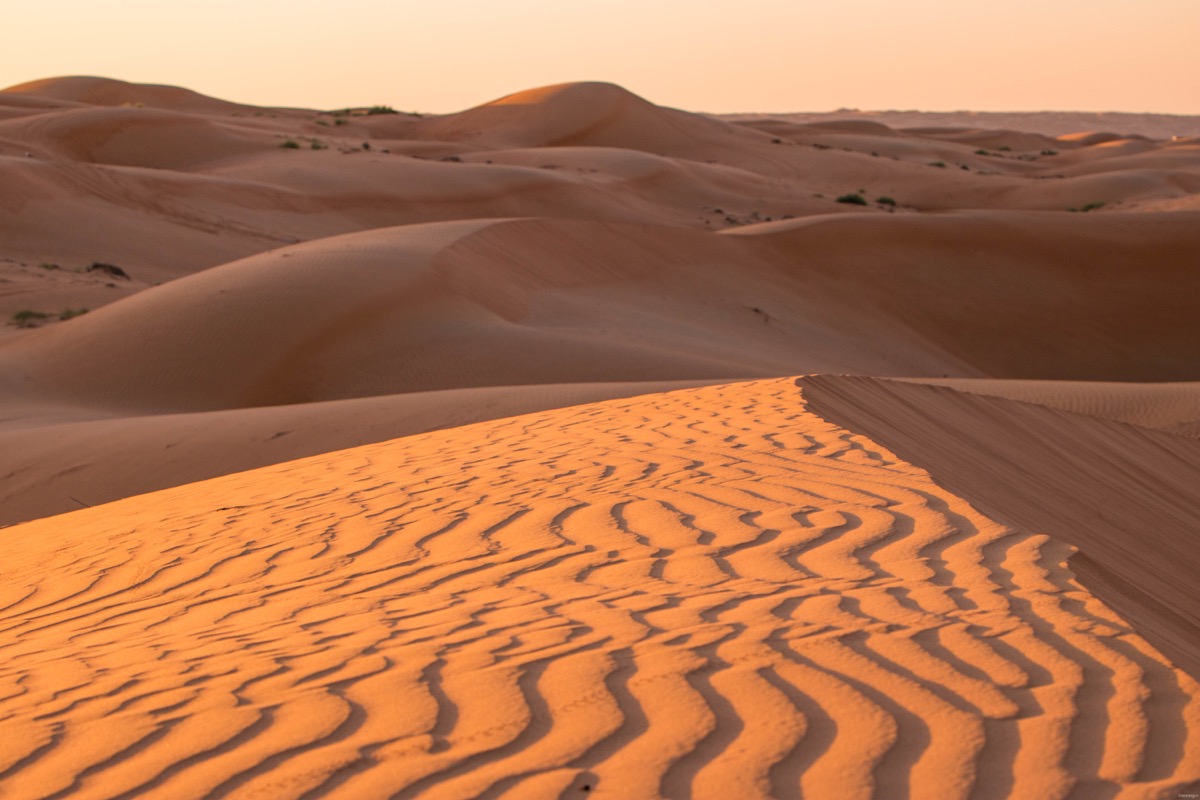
<box><xmin>1</xmin><ymin>76</ymin><xmax>1198</xmax><ymax>798</ymax></box>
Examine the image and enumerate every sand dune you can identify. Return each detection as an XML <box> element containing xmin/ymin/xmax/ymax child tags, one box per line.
<box><xmin>3</xmin><ymin>77</ymin><xmax>1194</xmax><ymax>311</ymax></box>
<box><xmin>2</xmin><ymin>76</ymin><xmax>272</xmax><ymax>114</ymax></box>
<box><xmin>724</xmin><ymin>109</ymin><xmax>1200</xmax><ymax>140</ymax></box>
<box><xmin>2</xmin><ymin>76</ymin><xmax>1199</xmax><ymax>798</ymax></box>
<box><xmin>739</xmin><ymin>210</ymin><xmax>1200</xmax><ymax>381</ymax></box>
<box><xmin>902</xmin><ymin>378</ymin><xmax>1200</xmax><ymax>438</ymax></box>
<box><xmin>2</xmin><ymin>379</ymin><xmax>1197</xmax><ymax>799</ymax></box>
<box><xmin>5</xmin><ymin>210</ymin><xmax>1196</xmax><ymax>416</ymax></box>
<box><xmin>419</xmin><ymin>82</ymin><xmax>772</xmax><ymax>155</ymax></box>
<box><xmin>5</xmin><ymin>205</ymin><xmax>1196</xmax><ymax>526</ymax></box>
<box><xmin>0</xmin><ymin>380</ymin><xmax>717</xmax><ymax>528</ymax></box>
<box><xmin>801</xmin><ymin>375</ymin><xmax>1200</xmax><ymax>678</ymax></box>
<box><xmin>14</xmin><ymin>106</ymin><xmax>270</xmax><ymax>169</ymax></box>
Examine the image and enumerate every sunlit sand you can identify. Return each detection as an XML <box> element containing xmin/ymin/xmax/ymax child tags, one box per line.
<box><xmin>1</xmin><ymin>77</ymin><xmax>1198</xmax><ymax>798</ymax></box>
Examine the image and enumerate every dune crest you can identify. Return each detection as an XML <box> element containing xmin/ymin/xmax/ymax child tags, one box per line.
<box><xmin>1</xmin><ymin>76</ymin><xmax>257</xmax><ymax>113</ymax></box>
<box><xmin>800</xmin><ymin>375</ymin><xmax>1200</xmax><ymax>679</ymax></box>
<box><xmin>1</xmin><ymin>379</ymin><xmax>1197</xmax><ymax>799</ymax></box>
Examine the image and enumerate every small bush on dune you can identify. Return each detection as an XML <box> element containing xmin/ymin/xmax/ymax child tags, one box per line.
<box><xmin>11</xmin><ymin>310</ymin><xmax>50</xmax><ymax>328</ymax></box>
<box><xmin>87</xmin><ymin>262</ymin><xmax>130</xmax><ymax>280</ymax></box>
<box><xmin>59</xmin><ymin>308</ymin><xmax>89</xmax><ymax>321</ymax></box>
<box><xmin>280</xmin><ymin>139</ymin><xmax>300</xmax><ymax>149</ymax></box>
<box><xmin>366</xmin><ymin>105</ymin><xmax>399</xmax><ymax>115</ymax></box>
<box><xmin>876</xmin><ymin>196</ymin><xmax>897</xmax><ymax>206</ymax></box>
<box><xmin>1081</xmin><ymin>201</ymin><xmax>1106</xmax><ymax>212</ymax></box>
<box><xmin>836</xmin><ymin>193</ymin><xmax>868</xmax><ymax>206</ymax></box>
<box><xmin>929</xmin><ymin>161</ymin><xmax>947</xmax><ymax>168</ymax></box>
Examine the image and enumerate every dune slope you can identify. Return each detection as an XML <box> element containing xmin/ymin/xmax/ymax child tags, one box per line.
<box><xmin>800</xmin><ymin>375</ymin><xmax>1200</xmax><ymax>680</ymax></box>
<box><xmin>1</xmin><ymin>205</ymin><xmax>1197</xmax><ymax>526</ymax></box>
<box><xmin>901</xmin><ymin>378</ymin><xmax>1200</xmax><ymax>438</ymax></box>
<box><xmin>1</xmin><ymin>379</ymin><xmax>1197</xmax><ymax>799</ymax></box>
<box><xmin>0</xmin><ymin>380</ymin><xmax>716</xmax><ymax>528</ymax></box>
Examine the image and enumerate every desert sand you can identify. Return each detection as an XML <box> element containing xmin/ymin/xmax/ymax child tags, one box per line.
<box><xmin>1</xmin><ymin>76</ymin><xmax>1198</xmax><ymax>798</ymax></box>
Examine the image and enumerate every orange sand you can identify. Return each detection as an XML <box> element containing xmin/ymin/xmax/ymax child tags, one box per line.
<box><xmin>2</xmin><ymin>76</ymin><xmax>1199</xmax><ymax>798</ymax></box>
<box><xmin>3</xmin><ymin>380</ymin><xmax>1198</xmax><ymax>799</ymax></box>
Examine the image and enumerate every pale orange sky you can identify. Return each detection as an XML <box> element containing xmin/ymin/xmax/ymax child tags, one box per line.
<box><xmin>5</xmin><ymin>0</ymin><xmax>1199</xmax><ymax>114</ymax></box>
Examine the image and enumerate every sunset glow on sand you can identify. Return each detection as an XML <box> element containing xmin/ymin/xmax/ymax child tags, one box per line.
<box><xmin>1</xmin><ymin>5</ymin><xmax>1199</xmax><ymax>798</ymax></box>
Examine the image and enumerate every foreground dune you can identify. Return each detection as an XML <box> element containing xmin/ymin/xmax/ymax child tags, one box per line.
<box><xmin>2</xmin><ymin>379</ymin><xmax>1198</xmax><ymax>799</ymax></box>
<box><xmin>0</xmin><ymin>380</ymin><xmax>717</xmax><ymax>527</ymax></box>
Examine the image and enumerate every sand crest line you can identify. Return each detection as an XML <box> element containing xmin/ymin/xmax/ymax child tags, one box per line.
<box><xmin>0</xmin><ymin>379</ymin><xmax>1196</xmax><ymax>799</ymax></box>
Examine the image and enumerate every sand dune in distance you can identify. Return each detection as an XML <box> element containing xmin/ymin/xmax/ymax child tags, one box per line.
<box><xmin>2</xmin><ymin>76</ymin><xmax>1200</xmax><ymax>798</ymax></box>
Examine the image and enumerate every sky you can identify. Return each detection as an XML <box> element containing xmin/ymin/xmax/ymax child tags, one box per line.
<box><xmin>5</xmin><ymin>0</ymin><xmax>1199</xmax><ymax>114</ymax></box>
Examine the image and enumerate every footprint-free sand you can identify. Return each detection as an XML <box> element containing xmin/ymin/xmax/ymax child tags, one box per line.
<box><xmin>2</xmin><ymin>76</ymin><xmax>1199</xmax><ymax>798</ymax></box>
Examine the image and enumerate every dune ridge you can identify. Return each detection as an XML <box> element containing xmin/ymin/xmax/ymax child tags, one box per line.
<box><xmin>722</xmin><ymin>109</ymin><xmax>1200</xmax><ymax>140</ymax></box>
<box><xmin>0</xmin><ymin>380</ymin><xmax>719</xmax><ymax>528</ymax></box>
<box><xmin>2</xmin><ymin>379</ymin><xmax>1197</xmax><ymax>799</ymax></box>
<box><xmin>900</xmin><ymin>378</ymin><xmax>1200</xmax><ymax>438</ymax></box>
<box><xmin>800</xmin><ymin>375</ymin><xmax>1200</xmax><ymax>680</ymax></box>
<box><xmin>3</xmin><ymin>205</ymin><xmax>1198</xmax><ymax>525</ymax></box>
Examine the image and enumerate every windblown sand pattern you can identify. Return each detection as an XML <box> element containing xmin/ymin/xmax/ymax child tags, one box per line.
<box><xmin>2</xmin><ymin>379</ymin><xmax>1196</xmax><ymax>799</ymax></box>
<box><xmin>2</xmin><ymin>77</ymin><xmax>1199</xmax><ymax>529</ymax></box>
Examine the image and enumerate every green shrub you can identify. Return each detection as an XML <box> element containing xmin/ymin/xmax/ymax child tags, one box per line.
<box><xmin>366</xmin><ymin>105</ymin><xmax>399</xmax><ymax>115</ymax></box>
<box><xmin>1081</xmin><ymin>201</ymin><xmax>1106</xmax><ymax>212</ymax></box>
<box><xmin>39</xmin><ymin>262</ymin><xmax>59</xmax><ymax>270</ymax></box>
<box><xmin>280</xmin><ymin>139</ymin><xmax>300</xmax><ymax>149</ymax></box>
<box><xmin>59</xmin><ymin>307</ymin><xmax>88</xmax><ymax>321</ymax></box>
<box><xmin>997</xmin><ymin>145</ymin><xmax>1012</xmax><ymax>151</ymax></box>
<box><xmin>836</xmin><ymin>193</ymin><xmax>868</xmax><ymax>206</ymax></box>
<box><xmin>310</xmin><ymin>140</ymin><xmax>327</xmax><ymax>150</ymax></box>
<box><xmin>876</xmin><ymin>196</ymin><xmax>897</xmax><ymax>206</ymax></box>
<box><xmin>11</xmin><ymin>310</ymin><xmax>50</xmax><ymax>328</ymax></box>
<box><xmin>975</xmin><ymin>149</ymin><xmax>990</xmax><ymax>156</ymax></box>
<box><xmin>1040</xmin><ymin>149</ymin><xmax>1058</xmax><ymax>156</ymax></box>
<box><xmin>929</xmin><ymin>161</ymin><xmax>946</xmax><ymax>168</ymax></box>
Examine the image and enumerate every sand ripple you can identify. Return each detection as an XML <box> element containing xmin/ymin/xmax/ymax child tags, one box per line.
<box><xmin>0</xmin><ymin>379</ymin><xmax>1197</xmax><ymax>798</ymax></box>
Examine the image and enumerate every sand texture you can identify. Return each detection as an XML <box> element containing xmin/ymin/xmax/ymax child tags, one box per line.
<box><xmin>2</xmin><ymin>380</ymin><xmax>1198</xmax><ymax>799</ymax></box>
<box><xmin>2</xmin><ymin>77</ymin><xmax>1199</xmax><ymax>798</ymax></box>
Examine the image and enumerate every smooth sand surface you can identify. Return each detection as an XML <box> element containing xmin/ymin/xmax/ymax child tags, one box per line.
<box><xmin>2</xmin><ymin>76</ymin><xmax>1199</xmax><ymax>798</ymax></box>
<box><xmin>901</xmin><ymin>378</ymin><xmax>1200</xmax><ymax>438</ymax></box>
<box><xmin>723</xmin><ymin>109</ymin><xmax>1200</xmax><ymax>140</ymax></box>
<box><xmin>2</xmin><ymin>379</ymin><xmax>1198</xmax><ymax>800</ymax></box>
